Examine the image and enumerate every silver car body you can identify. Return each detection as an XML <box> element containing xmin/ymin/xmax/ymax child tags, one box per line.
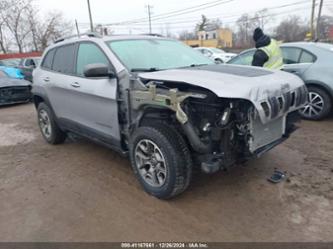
<box><xmin>228</xmin><ymin>42</ymin><xmax>333</xmax><ymax>119</ymax></box>
<box><xmin>32</xmin><ymin>35</ymin><xmax>306</xmax><ymax>164</ymax></box>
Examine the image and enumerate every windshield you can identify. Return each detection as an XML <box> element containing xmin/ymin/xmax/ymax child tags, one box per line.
<box><xmin>107</xmin><ymin>39</ymin><xmax>214</xmax><ymax>71</ymax></box>
<box><xmin>211</xmin><ymin>48</ymin><xmax>225</xmax><ymax>54</ymax></box>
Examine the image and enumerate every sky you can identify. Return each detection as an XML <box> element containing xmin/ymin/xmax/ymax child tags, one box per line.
<box><xmin>34</xmin><ymin>0</ymin><xmax>333</xmax><ymax>35</ymax></box>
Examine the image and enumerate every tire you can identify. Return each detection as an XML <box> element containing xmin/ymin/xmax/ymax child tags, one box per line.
<box><xmin>299</xmin><ymin>86</ymin><xmax>332</xmax><ymax>120</ymax></box>
<box><xmin>37</xmin><ymin>102</ymin><xmax>66</xmax><ymax>144</ymax></box>
<box><xmin>129</xmin><ymin>122</ymin><xmax>192</xmax><ymax>199</ymax></box>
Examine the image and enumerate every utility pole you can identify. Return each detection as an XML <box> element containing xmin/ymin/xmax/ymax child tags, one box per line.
<box><xmin>75</xmin><ymin>19</ymin><xmax>80</xmax><ymax>37</ymax></box>
<box><xmin>316</xmin><ymin>0</ymin><xmax>324</xmax><ymax>40</ymax></box>
<box><xmin>147</xmin><ymin>4</ymin><xmax>152</xmax><ymax>34</ymax></box>
<box><xmin>310</xmin><ymin>0</ymin><xmax>316</xmax><ymax>41</ymax></box>
<box><xmin>87</xmin><ymin>0</ymin><xmax>94</xmax><ymax>32</ymax></box>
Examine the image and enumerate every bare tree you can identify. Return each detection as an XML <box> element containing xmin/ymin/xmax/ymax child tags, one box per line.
<box><xmin>2</xmin><ymin>0</ymin><xmax>32</xmax><ymax>53</ymax></box>
<box><xmin>317</xmin><ymin>15</ymin><xmax>333</xmax><ymax>40</ymax></box>
<box><xmin>235</xmin><ymin>14</ymin><xmax>256</xmax><ymax>48</ymax></box>
<box><xmin>27</xmin><ymin>4</ymin><xmax>39</xmax><ymax>51</ymax></box>
<box><xmin>0</xmin><ymin>21</ymin><xmax>7</xmax><ymax>53</ymax></box>
<box><xmin>252</xmin><ymin>8</ymin><xmax>272</xmax><ymax>30</ymax></box>
<box><xmin>0</xmin><ymin>0</ymin><xmax>72</xmax><ymax>52</ymax></box>
<box><xmin>275</xmin><ymin>15</ymin><xmax>308</xmax><ymax>42</ymax></box>
<box><xmin>35</xmin><ymin>11</ymin><xmax>73</xmax><ymax>50</ymax></box>
<box><xmin>196</xmin><ymin>15</ymin><xmax>210</xmax><ymax>32</ymax></box>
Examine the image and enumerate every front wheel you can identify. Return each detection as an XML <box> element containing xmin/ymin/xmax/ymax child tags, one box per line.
<box><xmin>299</xmin><ymin>86</ymin><xmax>332</xmax><ymax>120</ymax></box>
<box><xmin>129</xmin><ymin>123</ymin><xmax>192</xmax><ymax>199</ymax></box>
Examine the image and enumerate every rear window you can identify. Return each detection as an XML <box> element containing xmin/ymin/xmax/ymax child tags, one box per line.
<box><xmin>52</xmin><ymin>44</ymin><xmax>76</xmax><ymax>74</ymax></box>
<box><xmin>41</xmin><ymin>49</ymin><xmax>56</xmax><ymax>69</ymax></box>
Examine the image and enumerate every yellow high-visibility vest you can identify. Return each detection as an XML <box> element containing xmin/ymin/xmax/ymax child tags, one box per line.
<box><xmin>259</xmin><ymin>39</ymin><xmax>284</xmax><ymax>70</ymax></box>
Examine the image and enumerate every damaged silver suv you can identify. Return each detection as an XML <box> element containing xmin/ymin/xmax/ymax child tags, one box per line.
<box><xmin>32</xmin><ymin>33</ymin><xmax>307</xmax><ymax>199</ymax></box>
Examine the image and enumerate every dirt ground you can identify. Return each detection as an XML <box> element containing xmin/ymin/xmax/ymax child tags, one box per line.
<box><xmin>0</xmin><ymin>103</ymin><xmax>333</xmax><ymax>242</ymax></box>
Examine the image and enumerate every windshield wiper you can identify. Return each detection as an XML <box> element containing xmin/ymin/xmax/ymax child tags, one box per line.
<box><xmin>131</xmin><ymin>67</ymin><xmax>159</xmax><ymax>72</ymax></box>
<box><xmin>179</xmin><ymin>63</ymin><xmax>209</xmax><ymax>68</ymax></box>
<box><xmin>189</xmin><ymin>64</ymin><xmax>208</xmax><ymax>67</ymax></box>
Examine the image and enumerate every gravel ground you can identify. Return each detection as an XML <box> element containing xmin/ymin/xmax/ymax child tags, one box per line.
<box><xmin>0</xmin><ymin>103</ymin><xmax>332</xmax><ymax>242</ymax></box>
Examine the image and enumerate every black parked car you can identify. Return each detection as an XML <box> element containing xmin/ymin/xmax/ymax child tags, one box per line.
<box><xmin>0</xmin><ymin>70</ymin><xmax>32</xmax><ymax>106</ymax></box>
<box><xmin>228</xmin><ymin>42</ymin><xmax>333</xmax><ymax>120</ymax></box>
<box><xmin>18</xmin><ymin>57</ymin><xmax>41</xmax><ymax>82</ymax></box>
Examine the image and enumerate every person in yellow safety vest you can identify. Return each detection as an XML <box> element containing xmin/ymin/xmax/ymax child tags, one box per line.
<box><xmin>251</xmin><ymin>27</ymin><xmax>284</xmax><ymax>70</ymax></box>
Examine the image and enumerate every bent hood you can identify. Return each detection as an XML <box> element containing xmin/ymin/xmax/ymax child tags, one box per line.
<box><xmin>139</xmin><ymin>64</ymin><xmax>307</xmax><ymax>123</ymax></box>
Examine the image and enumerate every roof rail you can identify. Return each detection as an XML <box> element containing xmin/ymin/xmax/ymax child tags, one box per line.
<box><xmin>140</xmin><ymin>33</ymin><xmax>164</xmax><ymax>37</ymax></box>
<box><xmin>54</xmin><ymin>32</ymin><xmax>102</xmax><ymax>44</ymax></box>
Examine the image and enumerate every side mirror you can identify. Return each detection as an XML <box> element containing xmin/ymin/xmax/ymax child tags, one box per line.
<box><xmin>84</xmin><ymin>63</ymin><xmax>115</xmax><ymax>78</ymax></box>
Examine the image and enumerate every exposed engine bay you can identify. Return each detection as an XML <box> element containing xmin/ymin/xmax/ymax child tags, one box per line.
<box><xmin>130</xmin><ymin>80</ymin><xmax>303</xmax><ymax>173</ymax></box>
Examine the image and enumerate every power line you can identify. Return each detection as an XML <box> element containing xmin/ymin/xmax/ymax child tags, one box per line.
<box><xmin>104</xmin><ymin>0</ymin><xmax>234</xmax><ymax>25</ymax></box>
<box><xmin>79</xmin><ymin>0</ymin><xmax>312</xmax><ymax>28</ymax></box>
<box><xmin>148</xmin><ymin>0</ymin><xmax>307</xmax><ymax>23</ymax></box>
<box><xmin>111</xmin><ymin>0</ymin><xmax>312</xmax><ymax>26</ymax></box>
<box><xmin>99</xmin><ymin>5</ymin><xmax>313</xmax><ymax>31</ymax></box>
<box><xmin>78</xmin><ymin>0</ymin><xmax>311</xmax><ymax>27</ymax></box>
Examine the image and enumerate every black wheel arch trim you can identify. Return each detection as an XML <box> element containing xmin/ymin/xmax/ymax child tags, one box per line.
<box><xmin>304</xmin><ymin>80</ymin><xmax>333</xmax><ymax>100</ymax></box>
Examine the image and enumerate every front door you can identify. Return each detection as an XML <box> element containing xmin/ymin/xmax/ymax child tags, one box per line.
<box><xmin>68</xmin><ymin>42</ymin><xmax>120</xmax><ymax>144</ymax></box>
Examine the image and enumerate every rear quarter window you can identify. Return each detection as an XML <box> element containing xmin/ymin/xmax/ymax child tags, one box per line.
<box><xmin>299</xmin><ymin>50</ymin><xmax>316</xmax><ymax>63</ymax></box>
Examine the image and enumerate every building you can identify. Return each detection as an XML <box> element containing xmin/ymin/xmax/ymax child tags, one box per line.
<box><xmin>0</xmin><ymin>52</ymin><xmax>42</xmax><ymax>60</ymax></box>
<box><xmin>182</xmin><ymin>28</ymin><xmax>233</xmax><ymax>48</ymax></box>
<box><xmin>329</xmin><ymin>26</ymin><xmax>333</xmax><ymax>41</ymax></box>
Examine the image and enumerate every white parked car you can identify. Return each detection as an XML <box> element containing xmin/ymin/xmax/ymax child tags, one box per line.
<box><xmin>194</xmin><ymin>47</ymin><xmax>237</xmax><ymax>63</ymax></box>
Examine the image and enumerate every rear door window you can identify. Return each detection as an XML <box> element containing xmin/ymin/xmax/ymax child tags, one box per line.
<box><xmin>41</xmin><ymin>49</ymin><xmax>56</xmax><ymax>69</ymax></box>
<box><xmin>281</xmin><ymin>47</ymin><xmax>302</xmax><ymax>64</ymax></box>
<box><xmin>76</xmin><ymin>42</ymin><xmax>110</xmax><ymax>76</ymax></box>
<box><xmin>52</xmin><ymin>44</ymin><xmax>76</xmax><ymax>74</ymax></box>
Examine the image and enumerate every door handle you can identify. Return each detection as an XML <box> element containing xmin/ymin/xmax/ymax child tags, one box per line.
<box><xmin>43</xmin><ymin>77</ymin><xmax>50</xmax><ymax>82</ymax></box>
<box><xmin>70</xmin><ymin>82</ymin><xmax>80</xmax><ymax>88</ymax></box>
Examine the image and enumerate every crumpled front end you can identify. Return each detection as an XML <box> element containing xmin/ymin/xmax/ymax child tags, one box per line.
<box><xmin>132</xmin><ymin>66</ymin><xmax>307</xmax><ymax>173</ymax></box>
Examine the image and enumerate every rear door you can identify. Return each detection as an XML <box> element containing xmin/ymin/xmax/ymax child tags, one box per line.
<box><xmin>44</xmin><ymin>43</ymin><xmax>78</xmax><ymax>124</ymax></box>
<box><xmin>65</xmin><ymin>41</ymin><xmax>121</xmax><ymax>144</ymax></box>
<box><xmin>281</xmin><ymin>47</ymin><xmax>315</xmax><ymax>76</ymax></box>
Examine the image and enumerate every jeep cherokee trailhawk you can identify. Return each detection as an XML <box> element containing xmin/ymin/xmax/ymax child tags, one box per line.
<box><xmin>32</xmin><ymin>33</ymin><xmax>307</xmax><ymax>199</ymax></box>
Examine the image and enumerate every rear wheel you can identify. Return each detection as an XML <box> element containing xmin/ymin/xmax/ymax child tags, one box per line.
<box><xmin>299</xmin><ymin>86</ymin><xmax>332</xmax><ymax>120</ymax></box>
<box><xmin>37</xmin><ymin>103</ymin><xmax>66</xmax><ymax>144</ymax></box>
<box><xmin>129</xmin><ymin>122</ymin><xmax>192</xmax><ymax>199</ymax></box>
